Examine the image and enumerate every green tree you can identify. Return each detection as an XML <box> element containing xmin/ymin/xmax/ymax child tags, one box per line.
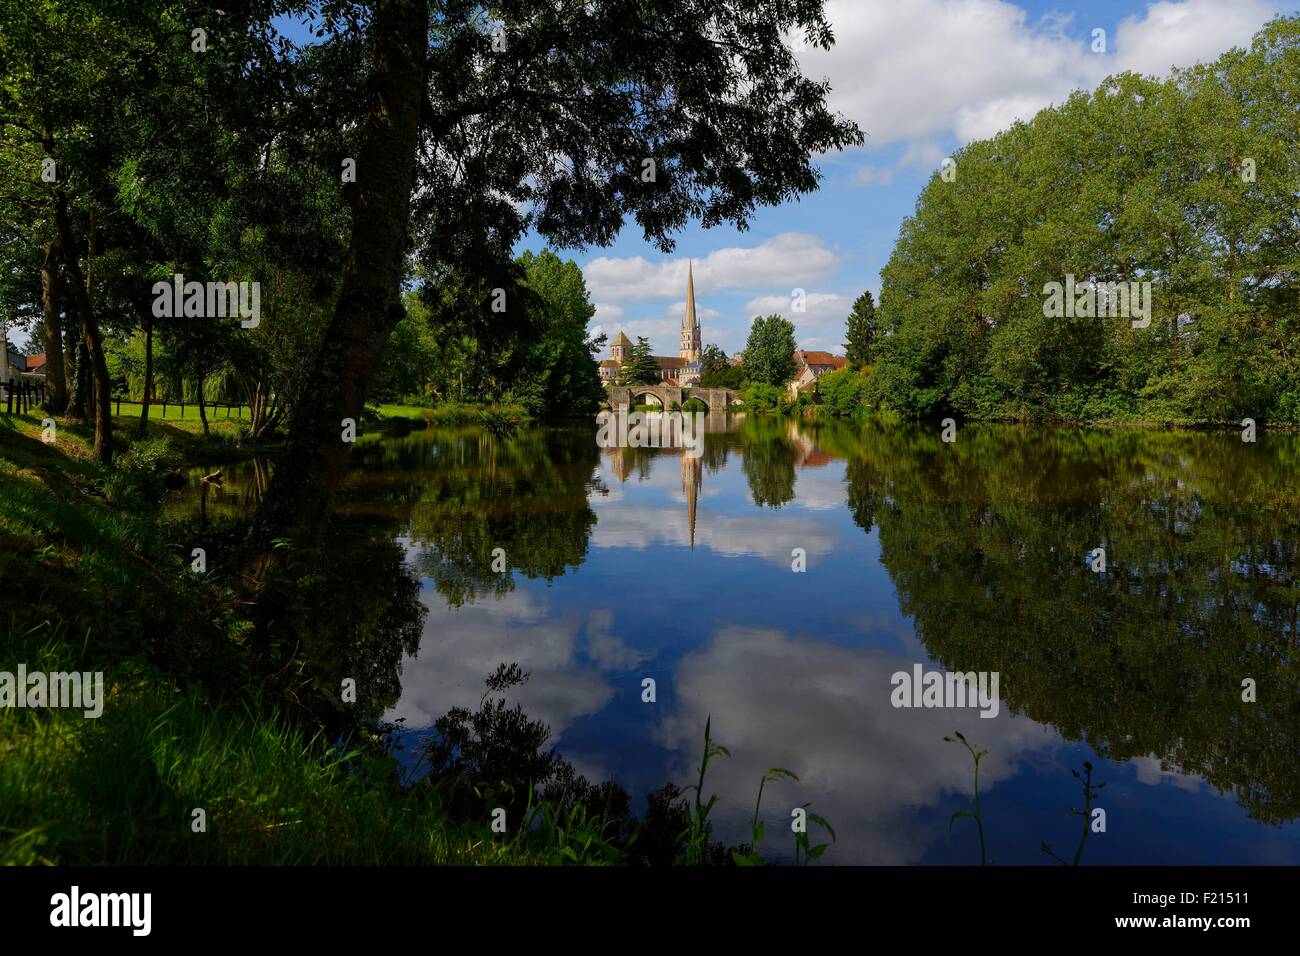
<box><xmin>373</xmin><ymin>293</ymin><xmax>439</xmax><ymax>401</ymax></box>
<box><xmin>815</xmin><ymin>367</ymin><xmax>868</xmax><ymax>417</ymax></box>
<box><xmin>518</xmin><ymin>250</ymin><xmax>595</xmax><ymax>331</ymax></box>
<box><xmin>0</xmin><ymin>0</ymin><xmax>294</xmax><ymax>458</ymax></box>
<box><xmin>844</xmin><ymin>290</ymin><xmax>877</xmax><ymax>369</ymax></box>
<box><xmin>740</xmin><ymin>381</ymin><xmax>786</xmax><ymax>414</ymax></box>
<box><xmin>700</xmin><ymin>362</ymin><xmax>746</xmax><ymax>389</ymax></box>
<box><xmin>870</xmin><ymin>17</ymin><xmax>1300</xmax><ymax>424</ymax></box>
<box><xmin>385</xmin><ymin>249</ymin><xmax>604</xmax><ymax>414</ymax></box>
<box><xmin>741</xmin><ymin>314</ymin><xmax>797</xmax><ymax>388</ymax></box>
<box><xmin>621</xmin><ymin>337</ymin><xmax>661</xmax><ymax>386</ymax></box>
<box><xmin>700</xmin><ymin>343</ymin><xmax>730</xmax><ymax>378</ymax></box>
<box><xmin>517</xmin><ymin>250</ymin><xmax>605</xmax><ymax>416</ymax></box>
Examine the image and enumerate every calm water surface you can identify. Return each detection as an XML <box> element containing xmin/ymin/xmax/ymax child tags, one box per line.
<box><xmin>169</xmin><ymin>413</ymin><xmax>1300</xmax><ymax>864</ymax></box>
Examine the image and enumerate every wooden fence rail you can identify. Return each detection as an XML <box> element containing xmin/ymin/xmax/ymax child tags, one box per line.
<box><xmin>112</xmin><ymin>397</ymin><xmax>251</xmax><ymax>419</ymax></box>
<box><xmin>2</xmin><ymin>378</ymin><xmax>45</xmax><ymax>415</ymax></box>
<box><xmin>1</xmin><ymin>380</ymin><xmax>250</xmax><ymax>420</ymax></box>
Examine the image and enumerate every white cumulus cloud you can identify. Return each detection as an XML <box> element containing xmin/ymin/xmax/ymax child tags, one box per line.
<box><xmin>742</xmin><ymin>292</ymin><xmax>854</xmax><ymax>329</ymax></box>
<box><xmin>592</xmin><ymin>302</ymin><xmax>623</xmax><ymax>323</ymax></box>
<box><xmin>801</xmin><ymin>0</ymin><xmax>1278</xmax><ymax>149</ymax></box>
<box><xmin>584</xmin><ymin>233</ymin><xmax>840</xmax><ymax>302</ymax></box>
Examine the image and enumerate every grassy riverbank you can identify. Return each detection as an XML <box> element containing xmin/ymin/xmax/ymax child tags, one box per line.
<box><xmin>0</xmin><ymin>627</ymin><xmax>522</xmax><ymax>865</ymax></box>
<box><xmin>371</xmin><ymin>401</ymin><xmax>530</xmax><ymax>429</ymax></box>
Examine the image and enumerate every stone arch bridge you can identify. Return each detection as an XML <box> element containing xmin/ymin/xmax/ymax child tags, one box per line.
<box><xmin>603</xmin><ymin>385</ymin><xmax>741</xmax><ymax>412</ymax></box>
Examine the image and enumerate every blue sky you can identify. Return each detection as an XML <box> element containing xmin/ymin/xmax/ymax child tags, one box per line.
<box><xmin>544</xmin><ymin>0</ymin><xmax>1291</xmax><ymax>358</ymax></box>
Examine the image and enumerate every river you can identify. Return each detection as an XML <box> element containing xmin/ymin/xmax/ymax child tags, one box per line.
<box><xmin>167</xmin><ymin>411</ymin><xmax>1300</xmax><ymax>864</ymax></box>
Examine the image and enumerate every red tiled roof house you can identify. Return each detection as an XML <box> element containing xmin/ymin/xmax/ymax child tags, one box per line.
<box><xmin>789</xmin><ymin>350</ymin><xmax>848</xmax><ymax>397</ymax></box>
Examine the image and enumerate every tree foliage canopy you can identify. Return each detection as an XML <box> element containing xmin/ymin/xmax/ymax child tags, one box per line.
<box><xmin>844</xmin><ymin>290</ymin><xmax>876</xmax><ymax>369</ymax></box>
<box><xmin>742</xmin><ymin>314</ymin><xmax>797</xmax><ymax>388</ymax></box>
<box><xmin>868</xmin><ymin>17</ymin><xmax>1300</xmax><ymax>424</ymax></box>
<box><xmin>620</xmin><ymin>336</ymin><xmax>661</xmax><ymax>386</ymax></box>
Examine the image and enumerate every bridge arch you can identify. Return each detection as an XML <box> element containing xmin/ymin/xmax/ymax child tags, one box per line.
<box><xmin>629</xmin><ymin>389</ymin><xmax>667</xmax><ymax>407</ymax></box>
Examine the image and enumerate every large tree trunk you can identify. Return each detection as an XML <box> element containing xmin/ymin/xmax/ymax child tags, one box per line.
<box><xmin>40</xmin><ymin>242</ymin><xmax>69</xmax><ymax>414</ymax></box>
<box><xmin>249</xmin><ymin>0</ymin><xmax>428</xmax><ymax>550</ymax></box>
<box><xmin>54</xmin><ymin>197</ymin><xmax>112</xmax><ymax>465</ymax></box>
<box><xmin>138</xmin><ymin>314</ymin><xmax>153</xmax><ymax>436</ymax></box>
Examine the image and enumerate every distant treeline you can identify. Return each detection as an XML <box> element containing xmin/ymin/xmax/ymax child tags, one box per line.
<box><xmin>831</xmin><ymin>17</ymin><xmax>1300</xmax><ymax>425</ymax></box>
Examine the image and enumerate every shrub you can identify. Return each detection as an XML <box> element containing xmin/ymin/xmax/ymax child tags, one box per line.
<box><xmin>740</xmin><ymin>382</ymin><xmax>786</xmax><ymax>414</ymax></box>
<box><xmin>815</xmin><ymin>368</ymin><xmax>870</xmax><ymax>417</ymax></box>
<box><xmin>104</xmin><ymin>436</ymin><xmax>184</xmax><ymax>506</ymax></box>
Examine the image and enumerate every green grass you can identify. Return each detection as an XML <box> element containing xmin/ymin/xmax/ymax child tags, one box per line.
<box><xmin>1</xmin><ymin>407</ymin><xmax>252</xmax><ymax>460</ymax></box>
<box><xmin>942</xmin><ymin>731</ymin><xmax>1105</xmax><ymax>866</ymax></box>
<box><xmin>0</xmin><ymin>627</ymin><xmax>530</xmax><ymax>865</ymax></box>
<box><xmin>99</xmin><ymin>399</ymin><xmax>250</xmax><ymax>423</ymax></box>
<box><xmin>371</xmin><ymin>402</ymin><xmax>433</xmax><ymax>420</ymax></box>
<box><xmin>0</xmin><ymin>415</ymin><xmax>246</xmax><ymax>680</ymax></box>
<box><xmin>370</xmin><ymin>402</ymin><xmax>531</xmax><ymax>433</ymax></box>
<box><xmin>0</xmin><ymin>629</ymin><xmax>718</xmax><ymax>865</ymax></box>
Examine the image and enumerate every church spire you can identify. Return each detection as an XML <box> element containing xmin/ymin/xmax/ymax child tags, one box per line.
<box><xmin>683</xmin><ymin>261</ymin><xmax>696</xmax><ymax>331</ymax></box>
<box><xmin>680</xmin><ymin>260</ymin><xmax>701</xmax><ymax>361</ymax></box>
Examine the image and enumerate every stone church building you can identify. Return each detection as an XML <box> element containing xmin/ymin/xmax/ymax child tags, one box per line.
<box><xmin>599</xmin><ymin>263</ymin><xmax>703</xmax><ymax>386</ymax></box>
